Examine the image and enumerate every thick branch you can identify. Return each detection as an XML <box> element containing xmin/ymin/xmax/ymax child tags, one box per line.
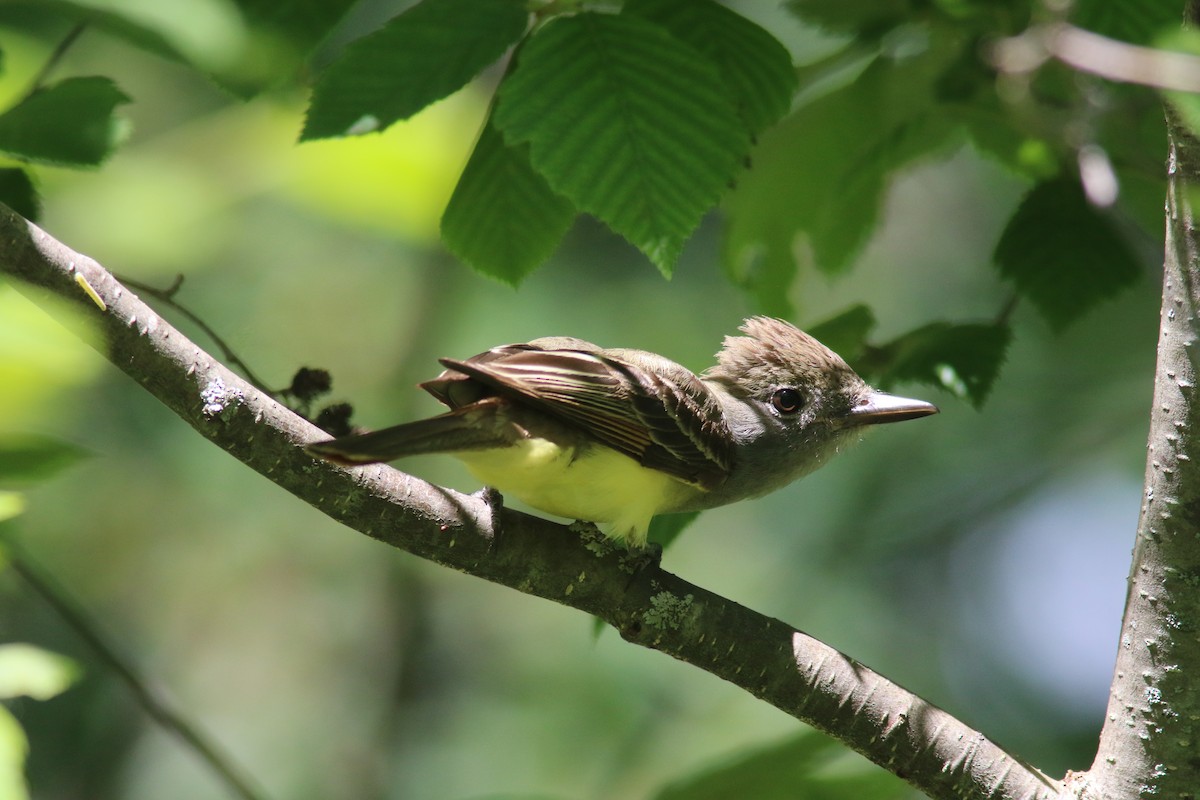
<box><xmin>1084</xmin><ymin>113</ymin><xmax>1200</xmax><ymax>798</ymax></box>
<box><xmin>0</xmin><ymin>205</ymin><xmax>1061</xmax><ymax>800</ymax></box>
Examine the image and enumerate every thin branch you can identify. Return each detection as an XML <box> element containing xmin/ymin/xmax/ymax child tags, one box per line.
<box><xmin>2</xmin><ymin>530</ymin><xmax>268</xmax><ymax>800</ymax></box>
<box><xmin>994</xmin><ymin>292</ymin><xmax>1020</xmax><ymax>327</ymax></box>
<box><xmin>990</xmin><ymin>23</ymin><xmax>1200</xmax><ymax>93</ymax></box>
<box><xmin>117</xmin><ymin>273</ymin><xmax>279</xmax><ymax>396</ymax></box>
<box><xmin>0</xmin><ymin>205</ymin><xmax>1065</xmax><ymax>800</ymax></box>
<box><xmin>25</xmin><ymin>23</ymin><xmax>88</xmax><ymax>98</ymax></box>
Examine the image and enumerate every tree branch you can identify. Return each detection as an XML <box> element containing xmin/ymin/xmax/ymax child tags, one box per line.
<box><xmin>0</xmin><ymin>205</ymin><xmax>1062</xmax><ymax>800</ymax></box>
<box><xmin>990</xmin><ymin>23</ymin><xmax>1200</xmax><ymax>93</ymax></box>
<box><xmin>1083</xmin><ymin>110</ymin><xmax>1200</xmax><ymax>798</ymax></box>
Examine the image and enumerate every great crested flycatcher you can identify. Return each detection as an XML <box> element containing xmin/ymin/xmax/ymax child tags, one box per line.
<box><xmin>306</xmin><ymin>317</ymin><xmax>937</xmax><ymax>546</ymax></box>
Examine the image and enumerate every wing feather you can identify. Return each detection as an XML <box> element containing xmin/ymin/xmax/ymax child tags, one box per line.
<box><xmin>427</xmin><ymin>345</ymin><xmax>733</xmax><ymax>489</ymax></box>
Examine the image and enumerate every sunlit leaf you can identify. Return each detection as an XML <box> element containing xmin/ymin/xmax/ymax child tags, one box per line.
<box><xmin>0</xmin><ymin>644</ymin><xmax>80</xmax><ymax>701</ymax></box>
<box><xmin>994</xmin><ymin>177</ymin><xmax>1141</xmax><ymax>331</ymax></box>
<box><xmin>495</xmin><ymin>11</ymin><xmax>749</xmax><ymax>276</ymax></box>
<box><xmin>623</xmin><ymin>0</ymin><xmax>796</xmax><ymax>135</ymax></box>
<box><xmin>302</xmin><ymin>0</ymin><xmax>528</xmax><ymax>140</ymax></box>
<box><xmin>0</xmin><ymin>284</ymin><xmax>103</xmax><ymax>428</ymax></box>
<box><xmin>441</xmin><ymin>114</ymin><xmax>576</xmax><ymax>285</ymax></box>
<box><xmin>0</xmin><ymin>77</ymin><xmax>130</xmax><ymax>166</ymax></box>
<box><xmin>0</xmin><ymin>492</ymin><xmax>23</xmax><ymax>523</ymax></box>
<box><xmin>0</xmin><ymin>705</ymin><xmax>29</xmax><ymax>800</ymax></box>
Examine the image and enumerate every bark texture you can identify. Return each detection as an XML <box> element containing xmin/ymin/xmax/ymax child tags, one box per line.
<box><xmin>1083</xmin><ymin>113</ymin><xmax>1200</xmax><ymax>799</ymax></box>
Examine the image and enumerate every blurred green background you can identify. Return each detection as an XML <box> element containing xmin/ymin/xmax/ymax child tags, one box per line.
<box><xmin>0</xmin><ymin>4</ymin><xmax>1160</xmax><ymax>799</ymax></box>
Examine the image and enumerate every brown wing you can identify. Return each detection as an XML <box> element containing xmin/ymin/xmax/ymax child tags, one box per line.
<box><xmin>422</xmin><ymin>344</ymin><xmax>733</xmax><ymax>489</ymax></box>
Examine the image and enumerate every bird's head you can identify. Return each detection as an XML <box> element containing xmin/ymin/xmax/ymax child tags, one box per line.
<box><xmin>703</xmin><ymin>317</ymin><xmax>937</xmax><ymax>453</ymax></box>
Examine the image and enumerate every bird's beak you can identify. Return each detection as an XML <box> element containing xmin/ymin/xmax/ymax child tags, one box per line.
<box><xmin>847</xmin><ymin>391</ymin><xmax>939</xmax><ymax>426</ymax></box>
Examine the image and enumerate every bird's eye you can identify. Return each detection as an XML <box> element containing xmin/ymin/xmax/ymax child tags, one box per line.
<box><xmin>771</xmin><ymin>388</ymin><xmax>804</xmax><ymax>414</ymax></box>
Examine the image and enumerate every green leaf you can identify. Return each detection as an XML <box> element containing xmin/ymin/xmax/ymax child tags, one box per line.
<box><xmin>494</xmin><ymin>12</ymin><xmax>750</xmax><ymax>276</ymax></box>
<box><xmin>441</xmin><ymin>114</ymin><xmax>576</xmax><ymax>285</ymax></box>
<box><xmin>235</xmin><ymin>0</ymin><xmax>361</xmax><ymax>54</ymax></box>
<box><xmin>36</xmin><ymin>0</ymin><xmax>359</xmax><ymax>94</ymax></box>
<box><xmin>0</xmin><ymin>435</ymin><xmax>89</xmax><ymax>484</ymax></box>
<box><xmin>1072</xmin><ymin>0</ymin><xmax>1183</xmax><ymax>46</ymax></box>
<box><xmin>652</xmin><ymin>730</ymin><xmax>914</xmax><ymax>800</ymax></box>
<box><xmin>784</xmin><ymin>0</ymin><xmax>911</xmax><ymax>35</ymax></box>
<box><xmin>806</xmin><ymin>304</ymin><xmax>877</xmax><ymax>362</ymax></box>
<box><xmin>870</xmin><ymin>322</ymin><xmax>1010</xmax><ymax>408</ymax></box>
<box><xmin>647</xmin><ymin>511</ymin><xmax>701</xmax><ymax>551</ymax></box>
<box><xmin>32</xmin><ymin>0</ymin><xmax>246</xmax><ymax>74</ymax></box>
<box><xmin>0</xmin><ymin>492</ymin><xmax>24</xmax><ymax>523</ymax></box>
<box><xmin>994</xmin><ymin>177</ymin><xmax>1141</xmax><ymax>330</ymax></box>
<box><xmin>0</xmin><ymin>644</ymin><xmax>80</xmax><ymax>702</ymax></box>
<box><xmin>0</xmin><ymin>169</ymin><xmax>39</xmax><ymax>222</ymax></box>
<box><xmin>723</xmin><ymin>42</ymin><xmax>959</xmax><ymax>310</ymax></box>
<box><xmin>623</xmin><ymin>0</ymin><xmax>796</xmax><ymax>136</ymax></box>
<box><xmin>302</xmin><ymin>0</ymin><xmax>529</xmax><ymax>140</ymax></box>
<box><xmin>0</xmin><ymin>77</ymin><xmax>130</xmax><ymax>166</ymax></box>
<box><xmin>0</xmin><ymin>706</ymin><xmax>29</xmax><ymax>800</ymax></box>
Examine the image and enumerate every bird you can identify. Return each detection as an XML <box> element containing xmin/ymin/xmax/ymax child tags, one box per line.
<box><xmin>306</xmin><ymin>317</ymin><xmax>937</xmax><ymax>546</ymax></box>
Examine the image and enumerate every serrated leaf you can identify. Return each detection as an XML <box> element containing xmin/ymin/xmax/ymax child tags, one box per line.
<box><xmin>0</xmin><ymin>169</ymin><xmax>39</xmax><ymax>222</ymax></box>
<box><xmin>0</xmin><ymin>435</ymin><xmax>89</xmax><ymax>484</ymax></box>
<box><xmin>994</xmin><ymin>177</ymin><xmax>1141</xmax><ymax>330</ymax></box>
<box><xmin>1072</xmin><ymin>0</ymin><xmax>1182</xmax><ymax>46</ymax></box>
<box><xmin>806</xmin><ymin>304</ymin><xmax>877</xmax><ymax>362</ymax></box>
<box><xmin>494</xmin><ymin>12</ymin><xmax>749</xmax><ymax>276</ymax></box>
<box><xmin>0</xmin><ymin>77</ymin><xmax>129</xmax><ymax>166</ymax></box>
<box><xmin>723</xmin><ymin>43</ymin><xmax>959</xmax><ymax>311</ymax></box>
<box><xmin>235</xmin><ymin>0</ymin><xmax>361</xmax><ymax>53</ymax></box>
<box><xmin>302</xmin><ymin>0</ymin><xmax>528</xmax><ymax>141</ymax></box>
<box><xmin>0</xmin><ymin>644</ymin><xmax>80</xmax><ymax>701</ymax></box>
<box><xmin>623</xmin><ymin>0</ymin><xmax>796</xmax><ymax>135</ymax></box>
<box><xmin>871</xmin><ymin>322</ymin><xmax>1010</xmax><ymax>408</ymax></box>
<box><xmin>441</xmin><ymin>114</ymin><xmax>576</xmax><ymax>284</ymax></box>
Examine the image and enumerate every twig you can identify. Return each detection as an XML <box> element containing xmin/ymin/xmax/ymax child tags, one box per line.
<box><xmin>25</xmin><ymin>23</ymin><xmax>88</xmax><ymax>98</ymax></box>
<box><xmin>118</xmin><ymin>274</ymin><xmax>278</xmax><ymax>396</ymax></box>
<box><xmin>990</xmin><ymin>23</ymin><xmax>1200</xmax><ymax>93</ymax></box>
<box><xmin>994</xmin><ymin>292</ymin><xmax>1020</xmax><ymax>326</ymax></box>
<box><xmin>1</xmin><ymin>529</ymin><xmax>269</xmax><ymax>800</ymax></box>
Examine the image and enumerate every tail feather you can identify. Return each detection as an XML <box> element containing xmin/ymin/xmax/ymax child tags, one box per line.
<box><xmin>306</xmin><ymin>406</ymin><xmax>513</xmax><ymax>466</ymax></box>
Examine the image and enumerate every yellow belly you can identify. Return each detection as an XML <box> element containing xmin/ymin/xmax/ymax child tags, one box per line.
<box><xmin>455</xmin><ymin>439</ymin><xmax>693</xmax><ymax>546</ymax></box>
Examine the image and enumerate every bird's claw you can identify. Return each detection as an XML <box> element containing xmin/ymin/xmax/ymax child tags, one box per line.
<box><xmin>476</xmin><ymin>486</ymin><xmax>504</xmax><ymax>549</ymax></box>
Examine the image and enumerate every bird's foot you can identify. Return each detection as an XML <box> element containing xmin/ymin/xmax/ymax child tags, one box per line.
<box><xmin>618</xmin><ymin>541</ymin><xmax>662</xmax><ymax>576</ymax></box>
<box><xmin>475</xmin><ymin>486</ymin><xmax>504</xmax><ymax>549</ymax></box>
